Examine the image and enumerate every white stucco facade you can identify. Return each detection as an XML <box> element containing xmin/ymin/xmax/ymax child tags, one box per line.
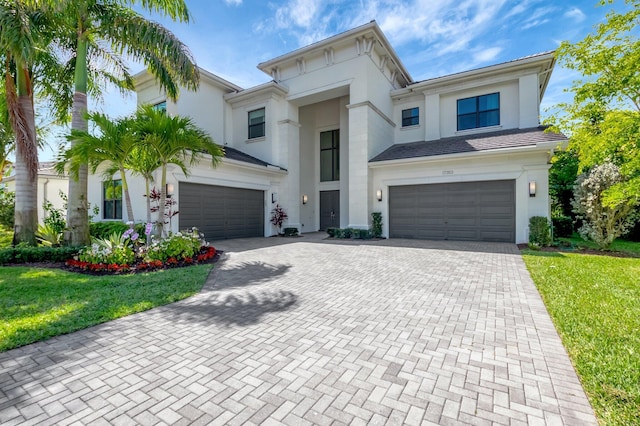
<box><xmin>87</xmin><ymin>21</ymin><xmax>564</xmax><ymax>243</ymax></box>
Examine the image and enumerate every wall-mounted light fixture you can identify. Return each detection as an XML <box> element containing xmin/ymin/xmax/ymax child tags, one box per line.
<box><xmin>376</xmin><ymin>189</ymin><xmax>383</xmax><ymax>202</ymax></box>
<box><xmin>166</xmin><ymin>183</ymin><xmax>175</xmax><ymax>198</ymax></box>
<box><xmin>529</xmin><ymin>181</ymin><xmax>536</xmax><ymax>197</ymax></box>
<box><xmin>302</xmin><ymin>194</ymin><xmax>308</xmax><ymax>205</ymax></box>
<box><xmin>272</xmin><ymin>192</ymin><xmax>277</xmax><ymax>204</ymax></box>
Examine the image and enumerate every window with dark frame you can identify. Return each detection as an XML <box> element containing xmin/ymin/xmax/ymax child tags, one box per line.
<box><xmin>103</xmin><ymin>180</ymin><xmax>123</xmax><ymax>220</ymax></box>
<box><xmin>152</xmin><ymin>101</ymin><xmax>166</xmax><ymax>113</ymax></box>
<box><xmin>402</xmin><ymin>107</ymin><xmax>419</xmax><ymax>127</ymax></box>
<box><xmin>248</xmin><ymin>108</ymin><xmax>265</xmax><ymax>139</ymax></box>
<box><xmin>457</xmin><ymin>93</ymin><xmax>500</xmax><ymax>131</ymax></box>
<box><xmin>320</xmin><ymin>129</ymin><xmax>339</xmax><ymax>182</ymax></box>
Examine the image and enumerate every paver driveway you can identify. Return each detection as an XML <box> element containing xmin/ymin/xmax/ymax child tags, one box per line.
<box><xmin>0</xmin><ymin>235</ymin><xmax>596</xmax><ymax>425</ymax></box>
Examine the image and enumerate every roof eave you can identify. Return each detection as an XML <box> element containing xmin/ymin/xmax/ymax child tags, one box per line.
<box><xmin>369</xmin><ymin>139</ymin><xmax>566</xmax><ymax>168</ymax></box>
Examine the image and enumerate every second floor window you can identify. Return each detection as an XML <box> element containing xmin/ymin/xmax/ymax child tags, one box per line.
<box><xmin>402</xmin><ymin>107</ymin><xmax>419</xmax><ymax>127</ymax></box>
<box><xmin>103</xmin><ymin>179</ymin><xmax>123</xmax><ymax>220</ymax></box>
<box><xmin>320</xmin><ymin>129</ymin><xmax>339</xmax><ymax>182</ymax></box>
<box><xmin>248</xmin><ymin>108</ymin><xmax>265</xmax><ymax>139</ymax></box>
<box><xmin>457</xmin><ymin>93</ymin><xmax>500</xmax><ymax>131</ymax></box>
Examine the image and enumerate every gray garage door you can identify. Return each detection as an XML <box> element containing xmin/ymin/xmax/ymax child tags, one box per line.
<box><xmin>389</xmin><ymin>180</ymin><xmax>515</xmax><ymax>242</ymax></box>
<box><xmin>179</xmin><ymin>183</ymin><xmax>264</xmax><ymax>241</ymax></box>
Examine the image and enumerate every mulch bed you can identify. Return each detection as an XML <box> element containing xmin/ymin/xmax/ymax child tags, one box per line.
<box><xmin>518</xmin><ymin>244</ymin><xmax>638</xmax><ymax>258</ymax></box>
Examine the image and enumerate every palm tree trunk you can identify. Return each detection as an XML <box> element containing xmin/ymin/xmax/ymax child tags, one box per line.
<box><xmin>66</xmin><ymin>35</ymin><xmax>90</xmax><ymax>246</ymax></box>
<box><xmin>157</xmin><ymin>165</ymin><xmax>167</xmax><ymax>237</ymax></box>
<box><xmin>120</xmin><ymin>167</ymin><xmax>134</xmax><ymax>222</ymax></box>
<box><xmin>145</xmin><ymin>177</ymin><xmax>151</xmax><ymax>224</ymax></box>
<box><xmin>6</xmin><ymin>64</ymin><xmax>38</xmax><ymax>246</ymax></box>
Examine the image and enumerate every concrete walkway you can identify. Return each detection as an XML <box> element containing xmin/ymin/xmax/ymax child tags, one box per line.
<box><xmin>0</xmin><ymin>235</ymin><xmax>596</xmax><ymax>425</ymax></box>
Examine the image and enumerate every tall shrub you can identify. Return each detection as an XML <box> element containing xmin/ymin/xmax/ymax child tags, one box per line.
<box><xmin>572</xmin><ymin>163</ymin><xmax>635</xmax><ymax>248</ymax></box>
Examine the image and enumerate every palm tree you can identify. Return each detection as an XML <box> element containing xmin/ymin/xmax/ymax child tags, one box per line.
<box><xmin>56</xmin><ymin>112</ymin><xmax>137</xmax><ymax>222</ymax></box>
<box><xmin>127</xmin><ymin>144</ymin><xmax>161</xmax><ymax>225</ymax></box>
<box><xmin>0</xmin><ymin>1</ymin><xmax>47</xmax><ymax>245</ymax></box>
<box><xmin>133</xmin><ymin>105</ymin><xmax>223</xmax><ymax>236</ymax></box>
<box><xmin>42</xmin><ymin>0</ymin><xmax>199</xmax><ymax>246</ymax></box>
<box><xmin>0</xmin><ymin>91</ymin><xmax>15</xmax><ymax>183</ymax></box>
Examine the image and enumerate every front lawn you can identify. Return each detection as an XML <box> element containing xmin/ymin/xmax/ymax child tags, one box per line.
<box><xmin>0</xmin><ymin>264</ymin><xmax>213</xmax><ymax>352</ymax></box>
<box><xmin>523</xmin><ymin>250</ymin><xmax>640</xmax><ymax>425</ymax></box>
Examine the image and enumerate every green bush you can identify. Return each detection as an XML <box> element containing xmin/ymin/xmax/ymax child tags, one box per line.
<box><xmin>145</xmin><ymin>229</ymin><xmax>204</xmax><ymax>262</ymax></box>
<box><xmin>353</xmin><ymin>229</ymin><xmax>372</xmax><ymax>240</ymax></box>
<box><xmin>0</xmin><ymin>246</ymin><xmax>81</xmax><ymax>264</ymax></box>
<box><xmin>0</xmin><ymin>189</ymin><xmax>14</xmax><ymax>228</ymax></box>
<box><xmin>90</xmin><ymin>221</ymin><xmax>129</xmax><ymax>239</ymax></box>
<box><xmin>529</xmin><ymin>216</ymin><xmax>552</xmax><ymax>247</ymax></box>
<box><xmin>327</xmin><ymin>227</ymin><xmax>338</xmax><ymax>238</ymax></box>
<box><xmin>371</xmin><ymin>212</ymin><xmax>382</xmax><ymax>238</ymax></box>
<box><xmin>552</xmin><ymin>216</ymin><xmax>573</xmax><ymax>238</ymax></box>
<box><xmin>283</xmin><ymin>227</ymin><xmax>298</xmax><ymax>237</ymax></box>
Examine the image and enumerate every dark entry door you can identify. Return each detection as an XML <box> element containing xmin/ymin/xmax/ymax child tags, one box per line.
<box><xmin>319</xmin><ymin>190</ymin><xmax>340</xmax><ymax>230</ymax></box>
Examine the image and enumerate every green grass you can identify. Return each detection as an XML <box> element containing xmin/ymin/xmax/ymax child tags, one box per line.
<box><xmin>0</xmin><ymin>264</ymin><xmax>213</xmax><ymax>352</ymax></box>
<box><xmin>557</xmin><ymin>235</ymin><xmax>640</xmax><ymax>255</ymax></box>
<box><xmin>523</xmin><ymin>250</ymin><xmax>640</xmax><ymax>425</ymax></box>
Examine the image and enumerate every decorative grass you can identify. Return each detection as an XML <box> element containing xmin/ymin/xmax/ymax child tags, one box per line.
<box><xmin>0</xmin><ymin>264</ymin><xmax>212</xmax><ymax>352</ymax></box>
<box><xmin>523</xmin><ymin>249</ymin><xmax>640</xmax><ymax>425</ymax></box>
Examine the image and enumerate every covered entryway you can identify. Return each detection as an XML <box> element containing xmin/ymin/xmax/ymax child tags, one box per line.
<box><xmin>319</xmin><ymin>190</ymin><xmax>340</xmax><ymax>230</ymax></box>
<box><xmin>389</xmin><ymin>180</ymin><xmax>515</xmax><ymax>242</ymax></box>
<box><xmin>179</xmin><ymin>183</ymin><xmax>264</xmax><ymax>240</ymax></box>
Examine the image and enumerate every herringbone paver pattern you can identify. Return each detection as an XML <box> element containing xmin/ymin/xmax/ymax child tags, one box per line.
<box><xmin>0</xmin><ymin>235</ymin><xmax>596</xmax><ymax>425</ymax></box>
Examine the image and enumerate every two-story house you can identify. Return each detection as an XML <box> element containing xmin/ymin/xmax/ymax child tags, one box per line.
<box><xmin>87</xmin><ymin>21</ymin><xmax>565</xmax><ymax>244</ymax></box>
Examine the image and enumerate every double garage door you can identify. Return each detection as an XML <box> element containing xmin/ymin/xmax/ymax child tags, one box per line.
<box><xmin>179</xmin><ymin>183</ymin><xmax>264</xmax><ymax>241</ymax></box>
<box><xmin>389</xmin><ymin>180</ymin><xmax>515</xmax><ymax>242</ymax></box>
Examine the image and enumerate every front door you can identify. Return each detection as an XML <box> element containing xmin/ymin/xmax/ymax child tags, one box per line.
<box><xmin>320</xmin><ymin>190</ymin><xmax>340</xmax><ymax>230</ymax></box>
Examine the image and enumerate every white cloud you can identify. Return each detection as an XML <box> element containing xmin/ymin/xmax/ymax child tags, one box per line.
<box><xmin>564</xmin><ymin>7</ymin><xmax>586</xmax><ymax>23</ymax></box>
<box><xmin>473</xmin><ymin>46</ymin><xmax>503</xmax><ymax>64</ymax></box>
<box><xmin>275</xmin><ymin>0</ymin><xmax>321</xmax><ymax>29</ymax></box>
<box><xmin>224</xmin><ymin>0</ymin><xmax>242</xmax><ymax>5</ymax></box>
<box><xmin>519</xmin><ymin>6</ymin><xmax>555</xmax><ymax>30</ymax></box>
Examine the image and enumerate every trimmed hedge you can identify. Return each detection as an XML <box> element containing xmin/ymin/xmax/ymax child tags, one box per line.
<box><xmin>326</xmin><ymin>227</ymin><xmax>372</xmax><ymax>240</ymax></box>
<box><xmin>283</xmin><ymin>227</ymin><xmax>299</xmax><ymax>237</ymax></box>
<box><xmin>90</xmin><ymin>221</ymin><xmax>145</xmax><ymax>239</ymax></box>
<box><xmin>529</xmin><ymin>216</ymin><xmax>552</xmax><ymax>247</ymax></box>
<box><xmin>0</xmin><ymin>246</ymin><xmax>81</xmax><ymax>264</ymax></box>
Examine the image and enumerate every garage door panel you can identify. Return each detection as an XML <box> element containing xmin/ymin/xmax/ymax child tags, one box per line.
<box><xmin>179</xmin><ymin>183</ymin><xmax>264</xmax><ymax>240</ymax></box>
<box><xmin>389</xmin><ymin>180</ymin><xmax>515</xmax><ymax>243</ymax></box>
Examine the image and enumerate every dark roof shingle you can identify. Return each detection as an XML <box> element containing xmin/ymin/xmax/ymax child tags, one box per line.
<box><xmin>223</xmin><ymin>146</ymin><xmax>286</xmax><ymax>171</ymax></box>
<box><xmin>370</xmin><ymin>126</ymin><xmax>566</xmax><ymax>163</ymax></box>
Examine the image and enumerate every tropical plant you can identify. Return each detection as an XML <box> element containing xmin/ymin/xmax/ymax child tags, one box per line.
<box><xmin>79</xmin><ymin>231</ymin><xmax>136</xmax><ymax>265</ymax></box>
<box><xmin>35</xmin><ymin>223</ymin><xmax>63</xmax><ymax>247</ymax></box>
<box><xmin>43</xmin><ymin>0</ymin><xmax>199</xmax><ymax>247</ymax></box>
<box><xmin>56</xmin><ymin>112</ymin><xmax>137</xmax><ymax>222</ymax></box>
<box><xmin>42</xmin><ymin>199</ymin><xmax>66</xmax><ymax>235</ymax></box>
<box><xmin>128</xmin><ymin>145</ymin><xmax>161</xmax><ymax>225</ymax></box>
<box><xmin>144</xmin><ymin>228</ymin><xmax>205</xmax><ymax>263</ymax></box>
<box><xmin>133</xmin><ymin>105</ymin><xmax>223</xmax><ymax>236</ymax></box>
<box><xmin>270</xmin><ymin>204</ymin><xmax>288</xmax><ymax>234</ymax></box>
<box><xmin>572</xmin><ymin>162</ymin><xmax>635</xmax><ymax>248</ymax></box>
<box><xmin>1</xmin><ymin>1</ymin><xmax>45</xmax><ymax>245</ymax></box>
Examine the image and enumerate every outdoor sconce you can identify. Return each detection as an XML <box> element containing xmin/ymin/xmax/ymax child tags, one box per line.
<box><xmin>271</xmin><ymin>192</ymin><xmax>277</xmax><ymax>204</ymax></box>
<box><xmin>376</xmin><ymin>189</ymin><xmax>383</xmax><ymax>202</ymax></box>
<box><xmin>302</xmin><ymin>194</ymin><xmax>308</xmax><ymax>205</ymax></box>
<box><xmin>529</xmin><ymin>181</ymin><xmax>536</xmax><ymax>197</ymax></box>
<box><xmin>166</xmin><ymin>183</ymin><xmax>174</xmax><ymax>198</ymax></box>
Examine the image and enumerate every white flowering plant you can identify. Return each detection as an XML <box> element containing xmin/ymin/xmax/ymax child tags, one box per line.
<box><xmin>144</xmin><ymin>227</ymin><xmax>206</xmax><ymax>263</ymax></box>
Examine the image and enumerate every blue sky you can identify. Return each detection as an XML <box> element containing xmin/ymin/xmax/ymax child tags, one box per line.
<box><xmin>41</xmin><ymin>0</ymin><xmax>622</xmax><ymax>160</ymax></box>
